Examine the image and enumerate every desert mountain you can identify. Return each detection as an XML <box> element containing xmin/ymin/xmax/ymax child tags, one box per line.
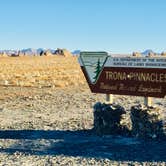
<box><xmin>72</xmin><ymin>50</ymin><xmax>81</xmax><ymax>56</ymax></box>
<box><xmin>0</xmin><ymin>48</ymin><xmax>73</xmax><ymax>57</ymax></box>
<box><xmin>141</xmin><ymin>49</ymin><xmax>155</xmax><ymax>55</ymax></box>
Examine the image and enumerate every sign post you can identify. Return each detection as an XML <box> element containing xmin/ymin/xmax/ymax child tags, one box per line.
<box><xmin>144</xmin><ymin>97</ymin><xmax>152</xmax><ymax>107</ymax></box>
<box><xmin>106</xmin><ymin>94</ymin><xmax>114</xmax><ymax>104</ymax></box>
<box><xmin>79</xmin><ymin>52</ymin><xmax>166</xmax><ymax>105</ymax></box>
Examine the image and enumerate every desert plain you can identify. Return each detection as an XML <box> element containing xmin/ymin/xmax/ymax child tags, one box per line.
<box><xmin>0</xmin><ymin>56</ymin><xmax>165</xmax><ymax>165</ymax></box>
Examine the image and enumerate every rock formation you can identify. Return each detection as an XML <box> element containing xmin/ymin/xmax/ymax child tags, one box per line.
<box><xmin>161</xmin><ymin>52</ymin><xmax>166</xmax><ymax>56</ymax></box>
<box><xmin>10</xmin><ymin>53</ymin><xmax>19</xmax><ymax>57</ymax></box>
<box><xmin>132</xmin><ymin>52</ymin><xmax>142</xmax><ymax>57</ymax></box>
<box><xmin>55</xmin><ymin>48</ymin><xmax>72</xmax><ymax>57</ymax></box>
<box><xmin>148</xmin><ymin>52</ymin><xmax>155</xmax><ymax>57</ymax></box>
<box><xmin>43</xmin><ymin>50</ymin><xmax>53</xmax><ymax>56</ymax></box>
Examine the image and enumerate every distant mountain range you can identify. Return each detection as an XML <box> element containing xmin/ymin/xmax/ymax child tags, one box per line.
<box><xmin>0</xmin><ymin>48</ymin><xmax>58</xmax><ymax>55</ymax></box>
<box><xmin>0</xmin><ymin>48</ymin><xmax>76</xmax><ymax>56</ymax></box>
<box><xmin>0</xmin><ymin>49</ymin><xmax>163</xmax><ymax>56</ymax></box>
<box><xmin>21</xmin><ymin>48</ymin><xmax>42</xmax><ymax>55</ymax></box>
<box><xmin>72</xmin><ymin>50</ymin><xmax>81</xmax><ymax>55</ymax></box>
<box><xmin>72</xmin><ymin>49</ymin><xmax>161</xmax><ymax>56</ymax></box>
<box><xmin>141</xmin><ymin>49</ymin><xmax>159</xmax><ymax>56</ymax></box>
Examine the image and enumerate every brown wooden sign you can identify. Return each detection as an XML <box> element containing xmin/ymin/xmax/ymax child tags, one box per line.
<box><xmin>79</xmin><ymin>52</ymin><xmax>166</xmax><ymax>98</ymax></box>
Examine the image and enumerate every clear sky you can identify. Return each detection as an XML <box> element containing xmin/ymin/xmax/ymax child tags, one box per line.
<box><xmin>0</xmin><ymin>0</ymin><xmax>166</xmax><ymax>53</ymax></box>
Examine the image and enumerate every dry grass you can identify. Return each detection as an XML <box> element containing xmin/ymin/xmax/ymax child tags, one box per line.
<box><xmin>0</xmin><ymin>56</ymin><xmax>86</xmax><ymax>88</ymax></box>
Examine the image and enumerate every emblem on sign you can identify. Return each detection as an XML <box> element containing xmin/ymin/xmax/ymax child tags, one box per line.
<box><xmin>79</xmin><ymin>52</ymin><xmax>108</xmax><ymax>84</ymax></box>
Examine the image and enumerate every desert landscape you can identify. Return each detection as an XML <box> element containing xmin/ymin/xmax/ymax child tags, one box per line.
<box><xmin>0</xmin><ymin>55</ymin><xmax>165</xmax><ymax>165</ymax></box>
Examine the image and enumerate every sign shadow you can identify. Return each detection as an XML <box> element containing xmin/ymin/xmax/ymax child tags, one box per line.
<box><xmin>0</xmin><ymin>129</ymin><xmax>166</xmax><ymax>162</ymax></box>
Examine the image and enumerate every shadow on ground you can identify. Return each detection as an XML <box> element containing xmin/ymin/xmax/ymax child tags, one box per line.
<box><xmin>0</xmin><ymin>129</ymin><xmax>166</xmax><ymax>162</ymax></box>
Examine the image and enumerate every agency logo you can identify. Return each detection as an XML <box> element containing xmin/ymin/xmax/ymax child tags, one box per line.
<box><xmin>80</xmin><ymin>52</ymin><xmax>108</xmax><ymax>84</ymax></box>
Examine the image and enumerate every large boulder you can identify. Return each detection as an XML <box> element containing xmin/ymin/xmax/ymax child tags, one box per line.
<box><xmin>161</xmin><ymin>52</ymin><xmax>166</xmax><ymax>56</ymax></box>
<box><xmin>55</xmin><ymin>48</ymin><xmax>72</xmax><ymax>57</ymax></box>
<box><xmin>62</xmin><ymin>49</ymin><xmax>73</xmax><ymax>57</ymax></box>
<box><xmin>10</xmin><ymin>53</ymin><xmax>19</xmax><ymax>57</ymax></box>
<box><xmin>148</xmin><ymin>52</ymin><xmax>156</xmax><ymax>57</ymax></box>
<box><xmin>43</xmin><ymin>50</ymin><xmax>53</xmax><ymax>56</ymax></box>
<box><xmin>132</xmin><ymin>52</ymin><xmax>142</xmax><ymax>57</ymax></box>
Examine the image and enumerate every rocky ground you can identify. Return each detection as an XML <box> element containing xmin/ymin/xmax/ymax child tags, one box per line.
<box><xmin>0</xmin><ymin>57</ymin><xmax>166</xmax><ymax>165</ymax></box>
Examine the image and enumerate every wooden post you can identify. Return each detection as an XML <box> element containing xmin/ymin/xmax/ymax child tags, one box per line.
<box><xmin>144</xmin><ymin>97</ymin><xmax>152</xmax><ymax>107</ymax></box>
<box><xmin>106</xmin><ymin>94</ymin><xmax>114</xmax><ymax>104</ymax></box>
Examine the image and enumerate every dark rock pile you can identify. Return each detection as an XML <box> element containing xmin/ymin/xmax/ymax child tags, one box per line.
<box><xmin>131</xmin><ymin>105</ymin><xmax>166</xmax><ymax>139</ymax></box>
<box><xmin>93</xmin><ymin>102</ymin><xmax>166</xmax><ymax>139</ymax></box>
<box><xmin>93</xmin><ymin>102</ymin><xmax>131</xmax><ymax>135</ymax></box>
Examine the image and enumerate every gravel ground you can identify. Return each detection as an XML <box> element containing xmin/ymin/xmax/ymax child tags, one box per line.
<box><xmin>0</xmin><ymin>85</ymin><xmax>166</xmax><ymax>166</ymax></box>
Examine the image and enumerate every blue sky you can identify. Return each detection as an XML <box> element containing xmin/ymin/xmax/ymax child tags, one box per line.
<box><xmin>0</xmin><ymin>0</ymin><xmax>166</xmax><ymax>53</ymax></box>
